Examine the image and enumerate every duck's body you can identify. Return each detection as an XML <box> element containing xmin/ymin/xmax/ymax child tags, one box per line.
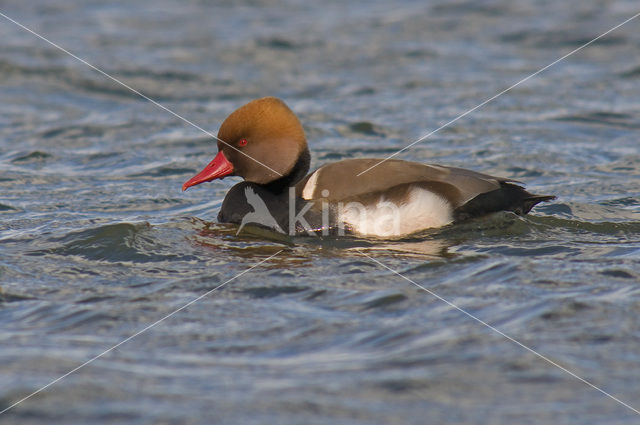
<box><xmin>183</xmin><ymin>97</ymin><xmax>554</xmax><ymax>237</ymax></box>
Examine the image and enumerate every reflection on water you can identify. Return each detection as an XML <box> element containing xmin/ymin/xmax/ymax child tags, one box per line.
<box><xmin>1</xmin><ymin>0</ymin><xmax>640</xmax><ymax>424</ymax></box>
<box><xmin>354</xmin><ymin>238</ymin><xmax>450</xmax><ymax>258</ymax></box>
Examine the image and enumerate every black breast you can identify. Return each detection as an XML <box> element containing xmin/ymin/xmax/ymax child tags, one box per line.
<box><xmin>217</xmin><ymin>148</ymin><xmax>344</xmax><ymax>235</ymax></box>
<box><xmin>218</xmin><ymin>182</ymin><xmax>289</xmax><ymax>228</ymax></box>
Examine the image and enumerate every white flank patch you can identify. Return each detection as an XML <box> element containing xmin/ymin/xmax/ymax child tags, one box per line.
<box><xmin>339</xmin><ymin>186</ymin><xmax>453</xmax><ymax>237</ymax></box>
<box><xmin>301</xmin><ymin>169</ymin><xmax>320</xmax><ymax>200</ymax></box>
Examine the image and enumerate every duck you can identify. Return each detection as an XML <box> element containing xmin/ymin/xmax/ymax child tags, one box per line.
<box><xmin>182</xmin><ymin>97</ymin><xmax>555</xmax><ymax>237</ymax></box>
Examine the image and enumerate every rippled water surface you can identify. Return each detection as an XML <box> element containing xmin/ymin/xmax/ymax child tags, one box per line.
<box><xmin>1</xmin><ymin>1</ymin><xmax>640</xmax><ymax>424</ymax></box>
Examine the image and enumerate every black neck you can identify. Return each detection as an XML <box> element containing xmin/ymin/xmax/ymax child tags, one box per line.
<box><xmin>264</xmin><ymin>148</ymin><xmax>310</xmax><ymax>193</ymax></box>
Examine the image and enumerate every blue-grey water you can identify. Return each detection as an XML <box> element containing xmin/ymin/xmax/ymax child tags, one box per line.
<box><xmin>1</xmin><ymin>1</ymin><xmax>640</xmax><ymax>424</ymax></box>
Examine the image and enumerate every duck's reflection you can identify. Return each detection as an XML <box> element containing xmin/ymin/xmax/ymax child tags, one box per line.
<box><xmin>190</xmin><ymin>216</ymin><xmax>457</xmax><ymax>262</ymax></box>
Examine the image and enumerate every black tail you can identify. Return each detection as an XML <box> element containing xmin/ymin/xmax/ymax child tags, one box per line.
<box><xmin>453</xmin><ymin>183</ymin><xmax>556</xmax><ymax>222</ymax></box>
<box><xmin>521</xmin><ymin>194</ymin><xmax>556</xmax><ymax>215</ymax></box>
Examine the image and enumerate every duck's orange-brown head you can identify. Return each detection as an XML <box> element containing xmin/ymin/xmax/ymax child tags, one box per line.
<box><xmin>182</xmin><ymin>97</ymin><xmax>308</xmax><ymax>190</ymax></box>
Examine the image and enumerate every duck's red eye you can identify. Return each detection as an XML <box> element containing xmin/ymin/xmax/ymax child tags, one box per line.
<box><xmin>238</xmin><ymin>138</ymin><xmax>248</xmax><ymax>147</ymax></box>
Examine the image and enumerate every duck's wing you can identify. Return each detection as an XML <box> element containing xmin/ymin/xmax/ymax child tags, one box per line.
<box><xmin>296</xmin><ymin>158</ymin><xmax>516</xmax><ymax>208</ymax></box>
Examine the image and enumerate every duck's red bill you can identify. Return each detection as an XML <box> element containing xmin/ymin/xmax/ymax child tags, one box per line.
<box><xmin>182</xmin><ymin>150</ymin><xmax>234</xmax><ymax>191</ymax></box>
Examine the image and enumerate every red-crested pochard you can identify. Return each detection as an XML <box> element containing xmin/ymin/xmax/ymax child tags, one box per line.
<box><xmin>183</xmin><ymin>97</ymin><xmax>555</xmax><ymax>237</ymax></box>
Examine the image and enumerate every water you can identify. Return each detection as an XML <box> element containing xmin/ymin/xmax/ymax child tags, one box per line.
<box><xmin>1</xmin><ymin>1</ymin><xmax>640</xmax><ymax>424</ymax></box>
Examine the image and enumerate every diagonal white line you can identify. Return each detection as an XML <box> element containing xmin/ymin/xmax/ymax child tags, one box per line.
<box><xmin>0</xmin><ymin>250</ymin><xmax>282</xmax><ymax>416</ymax></box>
<box><xmin>355</xmin><ymin>249</ymin><xmax>640</xmax><ymax>416</ymax></box>
<box><xmin>356</xmin><ymin>10</ymin><xmax>640</xmax><ymax>176</ymax></box>
<box><xmin>0</xmin><ymin>11</ymin><xmax>282</xmax><ymax>178</ymax></box>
